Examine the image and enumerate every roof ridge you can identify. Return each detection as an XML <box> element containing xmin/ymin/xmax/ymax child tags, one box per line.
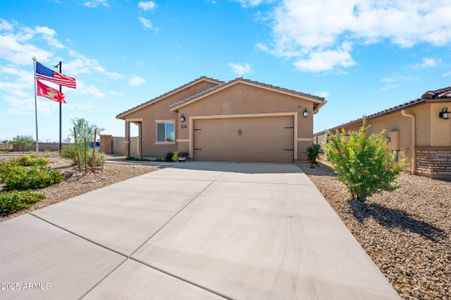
<box><xmin>422</xmin><ymin>86</ymin><xmax>451</xmax><ymax>99</ymax></box>
<box><xmin>169</xmin><ymin>77</ymin><xmax>325</xmax><ymax>110</ymax></box>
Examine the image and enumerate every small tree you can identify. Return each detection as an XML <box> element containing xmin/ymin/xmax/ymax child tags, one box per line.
<box><xmin>70</xmin><ymin>118</ymin><xmax>103</xmax><ymax>173</ymax></box>
<box><xmin>324</xmin><ymin>119</ymin><xmax>404</xmax><ymax>202</ymax></box>
<box><xmin>12</xmin><ymin>135</ymin><xmax>34</xmax><ymax>152</ymax></box>
<box><xmin>306</xmin><ymin>144</ymin><xmax>321</xmax><ymax>167</ymax></box>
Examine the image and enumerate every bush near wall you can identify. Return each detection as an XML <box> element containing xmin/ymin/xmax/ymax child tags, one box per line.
<box><xmin>324</xmin><ymin>120</ymin><xmax>404</xmax><ymax>201</ymax></box>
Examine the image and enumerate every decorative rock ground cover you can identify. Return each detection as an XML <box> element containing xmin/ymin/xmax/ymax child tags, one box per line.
<box><xmin>299</xmin><ymin>162</ymin><xmax>450</xmax><ymax>300</ymax></box>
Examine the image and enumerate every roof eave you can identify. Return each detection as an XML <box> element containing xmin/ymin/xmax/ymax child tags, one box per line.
<box><xmin>116</xmin><ymin>77</ymin><xmax>223</xmax><ymax>119</ymax></box>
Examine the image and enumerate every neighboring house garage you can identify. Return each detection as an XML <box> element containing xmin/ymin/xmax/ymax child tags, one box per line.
<box><xmin>114</xmin><ymin>76</ymin><xmax>325</xmax><ymax>162</ymax></box>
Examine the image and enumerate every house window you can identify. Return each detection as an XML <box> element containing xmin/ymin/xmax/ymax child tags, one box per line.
<box><xmin>156</xmin><ymin>121</ymin><xmax>175</xmax><ymax>143</ymax></box>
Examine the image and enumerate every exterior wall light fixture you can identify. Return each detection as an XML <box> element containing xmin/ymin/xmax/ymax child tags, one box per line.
<box><xmin>303</xmin><ymin>108</ymin><xmax>309</xmax><ymax>118</ymax></box>
<box><xmin>439</xmin><ymin>107</ymin><xmax>449</xmax><ymax>120</ymax></box>
<box><xmin>180</xmin><ymin>114</ymin><xmax>186</xmax><ymax>122</ymax></box>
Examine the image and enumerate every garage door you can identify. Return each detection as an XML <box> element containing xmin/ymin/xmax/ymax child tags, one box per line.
<box><xmin>193</xmin><ymin>116</ymin><xmax>294</xmax><ymax>162</ymax></box>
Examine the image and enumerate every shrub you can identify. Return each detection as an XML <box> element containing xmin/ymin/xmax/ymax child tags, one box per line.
<box><xmin>2</xmin><ymin>166</ymin><xmax>64</xmax><ymax>191</ymax></box>
<box><xmin>306</xmin><ymin>144</ymin><xmax>321</xmax><ymax>167</ymax></box>
<box><xmin>61</xmin><ymin>145</ymin><xmax>79</xmax><ymax>164</ymax></box>
<box><xmin>164</xmin><ymin>152</ymin><xmax>173</xmax><ymax>162</ymax></box>
<box><xmin>324</xmin><ymin>120</ymin><xmax>404</xmax><ymax>202</ymax></box>
<box><xmin>172</xmin><ymin>152</ymin><xmax>179</xmax><ymax>162</ymax></box>
<box><xmin>0</xmin><ymin>191</ymin><xmax>45</xmax><ymax>216</ymax></box>
<box><xmin>88</xmin><ymin>151</ymin><xmax>105</xmax><ymax>167</ymax></box>
<box><xmin>10</xmin><ymin>156</ymin><xmax>48</xmax><ymax>167</ymax></box>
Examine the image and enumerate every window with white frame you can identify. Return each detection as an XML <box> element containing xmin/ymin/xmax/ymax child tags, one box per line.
<box><xmin>156</xmin><ymin>121</ymin><xmax>175</xmax><ymax>143</ymax></box>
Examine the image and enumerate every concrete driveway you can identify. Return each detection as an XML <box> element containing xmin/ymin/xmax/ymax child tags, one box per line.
<box><xmin>0</xmin><ymin>162</ymin><xmax>399</xmax><ymax>299</ymax></box>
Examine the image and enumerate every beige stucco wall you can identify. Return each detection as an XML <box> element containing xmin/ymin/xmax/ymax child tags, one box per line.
<box><xmin>124</xmin><ymin>80</ymin><xmax>218</xmax><ymax>157</ymax></box>
<box><xmin>430</xmin><ymin>103</ymin><xmax>451</xmax><ymax>146</ymax></box>
<box><xmin>316</xmin><ymin>102</ymin><xmax>451</xmax><ymax>171</ymax></box>
<box><xmin>176</xmin><ymin>83</ymin><xmax>315</xmax><ymax>160</ymax></box>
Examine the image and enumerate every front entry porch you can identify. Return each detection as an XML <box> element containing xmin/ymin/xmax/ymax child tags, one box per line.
<box><xmin>124</xmin><ymin>118</ymin><xmax>143</xmax><ymax>159</ymax></box>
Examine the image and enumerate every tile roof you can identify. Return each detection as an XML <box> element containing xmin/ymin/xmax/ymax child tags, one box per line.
<box><xmin>169</xmin><ymin>77</ymin><xmax>325</xmax><ymax>110</ymax></box>
<box><xmin>422</xmin><ymin>86</ymin><xmax>451</xmax><ymax>99</ymax></box>
<box><xmin>315</xmin><ymin>86</ymin><xmax>451</xmax><ymax>136</ymax></box>
<box><xmin>116</xmin><ymin>76</ymin><xmax>223</xmax><ymax>119</ymax></box>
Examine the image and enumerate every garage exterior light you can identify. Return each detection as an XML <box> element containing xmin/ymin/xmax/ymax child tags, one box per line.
<box><xmin>439</xmin><ymin>107</ymin><xmax>449</xmax><ymax>120</ymax></box>
<box><xmin>303</xmin><ymin>108</ymin><xmax>309</xmax><ymax>118</ymax></box>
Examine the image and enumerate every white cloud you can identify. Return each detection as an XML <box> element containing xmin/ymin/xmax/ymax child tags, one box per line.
<box><xmin>138</xmin><ymin>17</ymin><xmax>153</xmax><ymax>29</ymax></box>
<box><xmin>0</xmin><ymin>34</ymin><xmax>52</xmax><ymax>65</ymax></box>
<box><xmin>35</xmin><ymin>26</ymin><xmax>64</xmax><ymax>48</ymax></box>
<box><xmin>64</xmin><ymin>50</ymin><xmax>123</xmax><ymax>79</ymax></box>
<box><xmin>109</xmin><ymin>90</ymin><xmax>122</xmax><ymax>96</ymax></box>
<box><xmin>138</xmin><ymin>1</ymin><xmax>156</xmax><ymax>11</ymax></box>
<box><xmin>381</xmin><ymin>75</ymin><xmax>417</xmax><ymax>89</ymax></box>
<box><xmin>72</xmin><ymin>81</ymin><xmax>105</xmax><ymax>98</ymax></box>
<box><xmin>0</xmin><ymin>19</ymin><xmax>13</xmax><ymax>31</ymax></box>
<box><xmin>257</xmin><ymin>0</ymin><xmax>451</xmax><ymax>72</ymax></box>
<box><xmin>0</xmin><ymin>19</ymin><xmax>123</xmax><ymax>117</ymax></box>
<box><xmin>411</xmin><ymin>57</ymin><xmax>440</xmax><ymax>69</ymax></box>
<box><xmin>236</xmin><ymin>0</ymin><xmax>269</xmax><ymax>7</ymax></box>
<box><xmin>228</xmin><ymin>63</ymin><xmax>252</xmax><ymax>75</ymax></box>
<box><xmin>83</xmin><ymin>0</ymin><xmax>109</xmax><ymax>8</ymax></box>
<box><xmin>294</xmin><ymin>43</ymin><xmax>355</xmax><ymax>72</ymax></box>
<box><xmin>129</xmin><ymin>74</ymin><xmax>146</xmax><ymax>86</ymax></box>
<box><xmin>6</xmin><ymin>95</ymin><xmax>54</xmax><ymax>115</ymax></box>
<box><xmin>317</xmin><ymin>91</ymin><xmax>330</xmax><ymax>98</ymax></box>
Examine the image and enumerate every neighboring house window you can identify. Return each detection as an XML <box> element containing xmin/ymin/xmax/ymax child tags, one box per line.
<box><xmin>156</xmin><ymin>121</ymin><xmax>175</xmax><ymax>143</ymax></box>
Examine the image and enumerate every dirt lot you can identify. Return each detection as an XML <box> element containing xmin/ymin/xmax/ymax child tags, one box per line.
<box><xmin>299</xmin><ymin>162</ymin><xmax>450</xmax><ymax>300</ymax></box>
<box><xmin>0</xmin><ymin>160</ymin><xmax>159</xmax><ymax>222</ymax></box>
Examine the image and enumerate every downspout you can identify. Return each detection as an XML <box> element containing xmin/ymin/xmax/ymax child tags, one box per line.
<box><xmin>401</xmin><ymin>109</ymin><xmax>416</xmax><ymax>174</ymax></box>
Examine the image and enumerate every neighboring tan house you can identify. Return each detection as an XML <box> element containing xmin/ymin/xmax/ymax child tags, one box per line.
<box><xmin>116</xmin><ymin>76</ymin><xmax>325</xmax><ymax>162</ymax></box>
<box><xmin>314</xmin><ymin>87</ymin><xmax>451</xmax><ymax>179</ymax></box>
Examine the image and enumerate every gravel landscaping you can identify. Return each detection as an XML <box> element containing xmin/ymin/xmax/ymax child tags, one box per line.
<box><xmin>299</xmin><ymin>162</ymin><xmax>450</xmax><ymax>300</ymax></box>
<box><xmin>0</xmin><ymin>160</ymin><xmax>159</xmax><ymax>222</ymax></box>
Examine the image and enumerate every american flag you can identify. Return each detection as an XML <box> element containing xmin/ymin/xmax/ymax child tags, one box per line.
<box><xmin>35</xmin><ymin>61</ymin><xmax>76</xmax><ymax>89</ymax></box>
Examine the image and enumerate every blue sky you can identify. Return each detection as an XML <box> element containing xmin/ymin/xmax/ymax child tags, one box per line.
<box><xmin>1</xmin><ymin>0</ymin><xmax>450</xmax><ymax>141</ymax></box>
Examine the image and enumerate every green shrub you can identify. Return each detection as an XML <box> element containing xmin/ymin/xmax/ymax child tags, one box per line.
<box><xmin>0</xmin><ymin>162</ymin><xmax>14</xmax><ymax>181</ymax></box>
<box><xmin>0</xmin><ymin>191</ymin><xmax>45</xmax><ymax>215</ymax></box>
<box><xmin>88</xmin><ymin>151</ymin><xmax>105</xmax><ymax>167</ymax></box>
<box><xmin>2</xmin><ymin>166</ymin><xmax>64</xmax><ymax>191</ymax></box>
<box><xmin>324</xmin><ymin>120</ymin><xmax>404</xmax><ymax>202</ymax></box>
<box><xmin>164</xmin><ymin>152</ymin><xmax>173</xmax><ymax>162</ymax></box>
<box><xmin>10</xmin><ymin>156</ymin><xmax>48</xmax><ymax>167</ymax></box>
<box><xmin>61</xmin><ymin>145</ymin><xmax>79</xmax><ymax>163</ymax></box>
<box><xmin>306</xmin><ymin>144</ymin><xmax>321</xmax><ymax>167</ymax></box>
<box><xmin>172</xmin><ymin>152</ymin><xmax>179</xmax><ymax>162</ymax></box>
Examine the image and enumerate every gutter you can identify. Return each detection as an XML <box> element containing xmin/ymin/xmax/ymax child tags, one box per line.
<box><xmin>401</xmin><ymin>109</ymin><xmax>416</xmax><ymax>174</ymax></box>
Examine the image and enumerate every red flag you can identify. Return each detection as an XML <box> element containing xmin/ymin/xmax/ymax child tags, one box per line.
<box><xmin>36</xmin><ymin>80</ymin><xmax>66</xmax><ymax>103</ymax></box>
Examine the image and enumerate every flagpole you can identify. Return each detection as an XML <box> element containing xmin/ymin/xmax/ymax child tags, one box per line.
<box><xmin>32</xmin><ymin>57</ymin><xmax>39</xmax><ymax>153</ymax></box>
<box><xmin>57</xmin><ymin>61</ymin><xmax>62</xmax><ymax>153</ymax></box>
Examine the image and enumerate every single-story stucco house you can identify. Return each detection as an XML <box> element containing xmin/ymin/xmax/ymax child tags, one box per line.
<box><xmin>314</xmin><ymin>86</ymin><xmax>451</xmax><ymax>179</ymax></box>
<box><xmin>115</xmin><ymin>76</ymin><xmax>325</xmax><ymax>162</ymax></box>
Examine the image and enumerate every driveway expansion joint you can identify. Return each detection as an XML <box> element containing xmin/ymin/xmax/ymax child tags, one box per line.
<box><xmin>29</xmin><ymin>170</ymin><xmax>230</xmax><ymax>299</ymax></box>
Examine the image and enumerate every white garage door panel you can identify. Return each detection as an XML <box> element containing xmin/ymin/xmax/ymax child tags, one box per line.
<box><xmin>193</xmin><ymin>116</ymin><xmax>294</xmax><ymax>162</ymax></box>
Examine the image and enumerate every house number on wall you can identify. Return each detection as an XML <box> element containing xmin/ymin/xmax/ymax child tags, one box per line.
<box><xmin>181</xmin><ymin>125</ymin><xmax>187</xmax><ymax>129</ymax></box>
